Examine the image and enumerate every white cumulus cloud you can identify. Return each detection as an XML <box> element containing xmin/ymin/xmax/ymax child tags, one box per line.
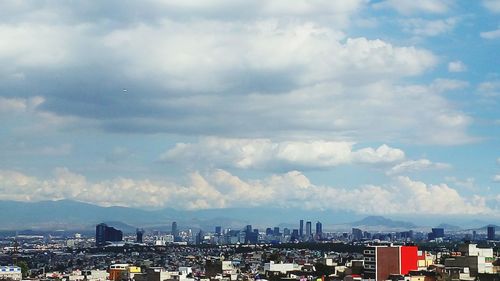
<box><xmin>0</xmin><ymin>168</ymin><xmax>492</xmax><ymax>215</ymax></box>
<box><xmin>480</xmin><ymin>28</ymin><xmax>500</xmax><ymax>39</ymax></box>
<box><xmin>483</xmin><ymin>0</ymin><xmax>500</xmax><ymax>13</ymax></box>
<box><xmin>374</xmin><ymin>0</ymin><xmax>452</xmax><ymax>15</ymax></box>
<box><xmin>448</xmin><ymin>60</ymin><xmax>467</xmax><ymax>72</ymax></box>
<box><xmin>160</xmin><ymin>137</ymin><xmax>405</xmax><ymax>170</ymax></box>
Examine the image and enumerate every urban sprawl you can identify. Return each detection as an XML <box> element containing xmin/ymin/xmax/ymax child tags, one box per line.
<box><xmin>1</xmin><ymin>220</ymin><xmax>499</xmax><ymax>281</ymax></box>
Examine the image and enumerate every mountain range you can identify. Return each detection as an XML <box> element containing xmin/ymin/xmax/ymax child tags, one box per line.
<box><xmin>0</xmin><ymin>200</ymin><xmax>497</xmax><ymax>233</ymax></box>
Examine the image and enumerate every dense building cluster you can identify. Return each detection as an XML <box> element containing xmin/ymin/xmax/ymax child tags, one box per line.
<box><xmin>0</xmin><ymin>222</ymin><xmax>499</xmax><ymax>281</ymax></box>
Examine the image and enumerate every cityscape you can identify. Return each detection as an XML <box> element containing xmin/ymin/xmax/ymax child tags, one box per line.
<box><xmin>1</xmin><ymin>1</ymin><xmax>500</xmax><ymax>281</ymax></box>
<box><xmin>1</xmin><ymin>219</ymin><xmax>499</xmax><ymax>281</ymax></box>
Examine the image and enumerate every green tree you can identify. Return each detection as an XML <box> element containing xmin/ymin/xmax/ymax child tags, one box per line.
<box><xmin>16</xmin><ymin>261</ymin><xmax>29</xmax><ymax>278</ymax></box>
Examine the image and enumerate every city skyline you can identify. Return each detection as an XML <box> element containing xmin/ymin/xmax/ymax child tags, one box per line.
<box><xmin>0</xmin><ymin>1</ymin><xmax>499</xmax><ymax>218</ymax></box>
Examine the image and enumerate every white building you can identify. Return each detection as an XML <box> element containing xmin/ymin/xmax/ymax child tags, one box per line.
<box><xmin>0</xmin><ymin>266</ymin><xmax>22</xmax><ymax>281</ymax></box>
<box><xmin>264</xmin><ymin>262</ymin><xmax>300</xmax><ymax>274</ymax></box>
<box><xmin>154</xmin><ymin>235</ymin><xmax>175</xmax><ymax>246</ymax></box>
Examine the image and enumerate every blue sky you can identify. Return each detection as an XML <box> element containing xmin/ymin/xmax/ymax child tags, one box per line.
<box><xmin>0</xmin><ymin>0</ymin><xmax>499</xmax><ymax>217</ymax></box>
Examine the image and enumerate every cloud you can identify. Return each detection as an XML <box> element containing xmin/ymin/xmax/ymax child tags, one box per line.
<box><xmin>0</xmin><ymin>96</ymin><xmax>43</xmax><ymax>114</ymax></box>
<box><xmin>402</xmin><ymin>17</ymin><xmax>458</xmax><ymax>37</ymax></box>
<box><xmin>480</xmin><ymin>28</ymin><xmax>500</xmax><ymax>39</ymax></box>
<box><xmin>373</xmin><ymin>0</ymin><xmax>452</xmax><ymax>15</ymax></box>
<box><xmin>448</xmin><ymin>60</ymin><xmax>467</xmax><ymax>72</ymax></box>
<box><xmin>0</xmin><ymin>2</ymin><xmax>477</xmax><ymax>146</ymax></box>
<box><xmin>493</xmin><ymin>175</ymin><xmax>500</xmax><ymax>182</ymax></box>
<box><xmin>387</xmin><ymin>159</ymin><xmax>451</xmax><ymax>175</ymax></box>
<box><xmin>0</xmin><ymin>96</ymin><xmax>75</xmax><ymax>134</ymax></box>
<box><xmin>483</xmin><ymin>0</ymin><xmax>500</xmax><ymax>13</ymax></box>
<box><xmin>0</xmin><ymin>168</ymin><xmax>492</xmax><ymax>215</ymax></box>
<box><xmin>445</xmin><ymin>176</ymin><xmax>477</xmax><ymax>191</ymax></box>
<box><xmin>477</xmin><ymin>81</ymin><xmax>500</xmax><ymax>98</ymax></box>
<box><xmin>160</xmin><ymin>137</ymin><xmax>405</xmax><ymax>170</ymax></box>
<box><xmin>430</xmin><ymin>78</ymin><xmax>469</xmax><ymax>92</ymax></box>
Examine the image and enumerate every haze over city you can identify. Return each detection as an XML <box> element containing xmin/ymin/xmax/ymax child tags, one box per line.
<box><xmin>0</xmin><ymin>0</ymin><xmax>499</xmax><ymax>224</ymax></box>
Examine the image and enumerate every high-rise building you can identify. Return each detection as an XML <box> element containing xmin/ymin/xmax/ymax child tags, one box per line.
<box><xmin>428</xmin><ymin>228</ymin><xmax>445</xmax><ymax>240</ymax></box>
<box><xmin>299</xmin><ymin>220</ymin><xmax>304</xmax><ymax>237</ymax></box>
<box><xmin>136</xmin><ymin>228</ymin><xmax>144</xmax><ymax>243</ymax></box>
<box><xmin>95</xmin><ymin>223</ymin><xmax>123</xmax><ymax>246</ymax></box>
<box><xmin>273</xmin><ymin>227</ymin><xmax>280</xmax><ymax>236</ymax></box>
<box><xmin>364</xmin><ymin>245</ymin><xmax>419</xmax><ymax>281</ymax></box>
<box><xmin>266</xmin><ymin>228</ymin><xmax>273</xmax><ymax>236</ymax></box>
<box><xmin>171</xmin><ymin>222</ymin><xmax>178</xmax><ymax>238</ymax></box>
<box><xmin>315</xmin><ymin>221</ymin><xmax>322</xmax><ymax>237</ymax></box>
<box><xmin>215</xmin><ymin>226</ymin><xmax>222</xmax><ymax>235</ymax></box>
<box><xmin>306</xmin><ymin>221</ymin><xmax>312</xmax><ymax>239</ymax></box>
<box><xmin>283</xmin><ymin>228</ymin><xmax>291</xmax><ymax>236</ymax></box>
<box><xmin>96</xmin><ymin>223</ymin><xmax>107</xmax><ymax>246</ymax></box>
<box><xmin>291</xmin><ymin>229</ymin><xmax>299</xmax><ymax>241</ymax></box>
<box><xmin>196</xmin><ymin>230</ymin><xmax>204</xmax><ymax>245</ymax></box>
<box><xmin>352</xmin><ymin>228</ymin><xmax>363</xmax><ymax>241</ymax></box>
<box><xmin>487</xmin><ymin>226</ymin><xmax>495</xmax><ymax>240</ymax></box>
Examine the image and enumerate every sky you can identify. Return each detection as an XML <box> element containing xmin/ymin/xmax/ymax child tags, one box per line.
<box><xmin>0</xmin><ymin>0</ymin><xmax>499</xmax><ymax>217</ymax></box>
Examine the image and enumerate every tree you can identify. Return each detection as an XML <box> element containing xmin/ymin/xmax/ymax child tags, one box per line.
<box><xmin>16</xmin><ymin>261</ymin><xmax>29</xmax><ymax>278</ymax></box>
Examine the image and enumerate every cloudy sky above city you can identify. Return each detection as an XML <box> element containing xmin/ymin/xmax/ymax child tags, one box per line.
<box><xmin>0</xmin><ymin>0</ymin><xmax>499</xmax><ymax>216</ymax></box>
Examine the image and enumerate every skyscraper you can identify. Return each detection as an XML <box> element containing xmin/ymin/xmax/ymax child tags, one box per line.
<box><xmin>315</xmin><ymin>221</ymin><xmax>322</xmax><ymax>237</ymax></box>
<box><xmin>299</xmin><ymin>220</ymin><xmax>304</xmax><ymax>238</ymax></box>
<box><xmin>266</xmin><ymin>228</ymin><xmax>273</xmax><ymax>235</ymax></box>
<box><xmin>136</xmin><ymin>228</ymin><xmax>144</xmax><ymax>243</ymax></box>
<box><xmin>95</xmin><ymin>223</ymin><xmax>123</xmax><ymax>246</ymax></box>
<box><xmin>487</xmin><ymin>226</ymin><xmax>495</xmax><ymax>240</ymax></box>
<box><xmin>215</xmin><ymin>226</ymin><xmax>222</xmax><ymax>235</ymax></box>
<box><xmin>352</xmin><ymin>228</ymin><xmax>363</xmax><ymax>241</ymax></box>
<box><xmin>306</xmin><ymin>221</ymin><xmax>312</xmax><ymax>239</ymax></box>
<box><xmin>96</xmin><ymin>223</ymin><xmax>107</xmax><ymax>246</ymax></box>
<box><xmin>172</xmin><ymin>221</ymin><xmax>178</xmax><ymax>238</ymax></box>
<box><xmin>273</xmin><ymin>227</ymin><xmax>280</xmax><ymax>236</ymax></box>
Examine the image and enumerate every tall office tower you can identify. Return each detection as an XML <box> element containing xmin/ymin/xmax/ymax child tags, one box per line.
<box><xmin>172</xmin><ymin>221</ymin><xmax>178</xmax><ymax>238</ymax></box>
<box><xmin>432</xmin><ymin>228</ymin><xmax>444</xmax><ymax>238</ymax></box>
<box><xmin>196</xmin><ymin>230</ymin><xmax>204</xmax><ymax>245</ymax></box>
<box><xmin>266</xmin><ymin>228</ymin><xmax>273</xmax><ymax>235</ymax></box>
<box><xmin>273</xmin><ymin>227</ymin><xmax>280</xmax><ymax>236</ymax></box>
<box><xmin>245</xmin><ymin>225</ymin><xmax>252</xmax><ymax>233</ymax></box>
<box><xmin>352</xmin><ymin>228</ymin><xmax>363</xmax><ymax>241</ymax></box>
<box><xmin>299</xmin><ymin>220</ymin><xmax>304</xmax><ymax>237</ymax></box>
<box><xmin>306</xmin><ymin>221</ymin><xmax>312</xmax><ymax>239</ymax></box>
<box><xmin>95</xmin><ymin>223</ymin><xmax>123</xmax><ymax>246</ymax></box>
<box><xmin>487</xmin><ymin>226</ymin><xmax>495</xmax><ymax>240</ymax></box>
<box><xmin>315</xmin><ymin>221</ymin><xmax>322</xmax><ymax>237</ymax></box>
<box><xmin>96</xmin><ymin>223</ymin><xmax>107</xmax><ymax>246</ymax></box>
<box><xmin>215</xmin><ymin>226</ymin><xmax>222</xmax><ymax>235</ymax></box>
<box><xmin>136</xmin><ymin>228</ymin><xmax>144</xmax><ymax>243</ymax></box>
<box><xmin>283</xmin><ymin>228</ymin><xmax>291</xmax><ymax>236</ymax></box>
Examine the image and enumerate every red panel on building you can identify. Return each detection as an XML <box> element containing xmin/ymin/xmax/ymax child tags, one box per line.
<box><xmin>400</xmin><ymin>246</ymin><xmax>418</xmax><ymax>275</ymax></box>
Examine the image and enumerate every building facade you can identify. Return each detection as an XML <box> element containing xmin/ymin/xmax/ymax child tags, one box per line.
<box><xmin>364</xmin><ymin>245</ymin><xmax>418</xmax><ymax>281</ymax></box>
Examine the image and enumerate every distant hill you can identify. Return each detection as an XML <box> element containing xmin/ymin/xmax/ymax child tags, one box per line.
<box><xmin>0</xmin><ymin>200</ymin><xmax>162</xmax><ymax>231</ymax></box>
<box><xmin>1</xmin><ymin>200</ymin><xmax>497</xmax><ymax>232</ymax></box>
<box><xmin>436</xmin><ymin>223</ymin><xmax>461</xmax><ymax>231</ymax></box>
<box><xmin>0</xmin><ymin>199</ymin><xmax>361</xmax><ymax>231</ymax></box>
<box><xmin>351</xmin><ymin>216</ymin><xmax>416</xmax><ymax>229</ymax></box>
